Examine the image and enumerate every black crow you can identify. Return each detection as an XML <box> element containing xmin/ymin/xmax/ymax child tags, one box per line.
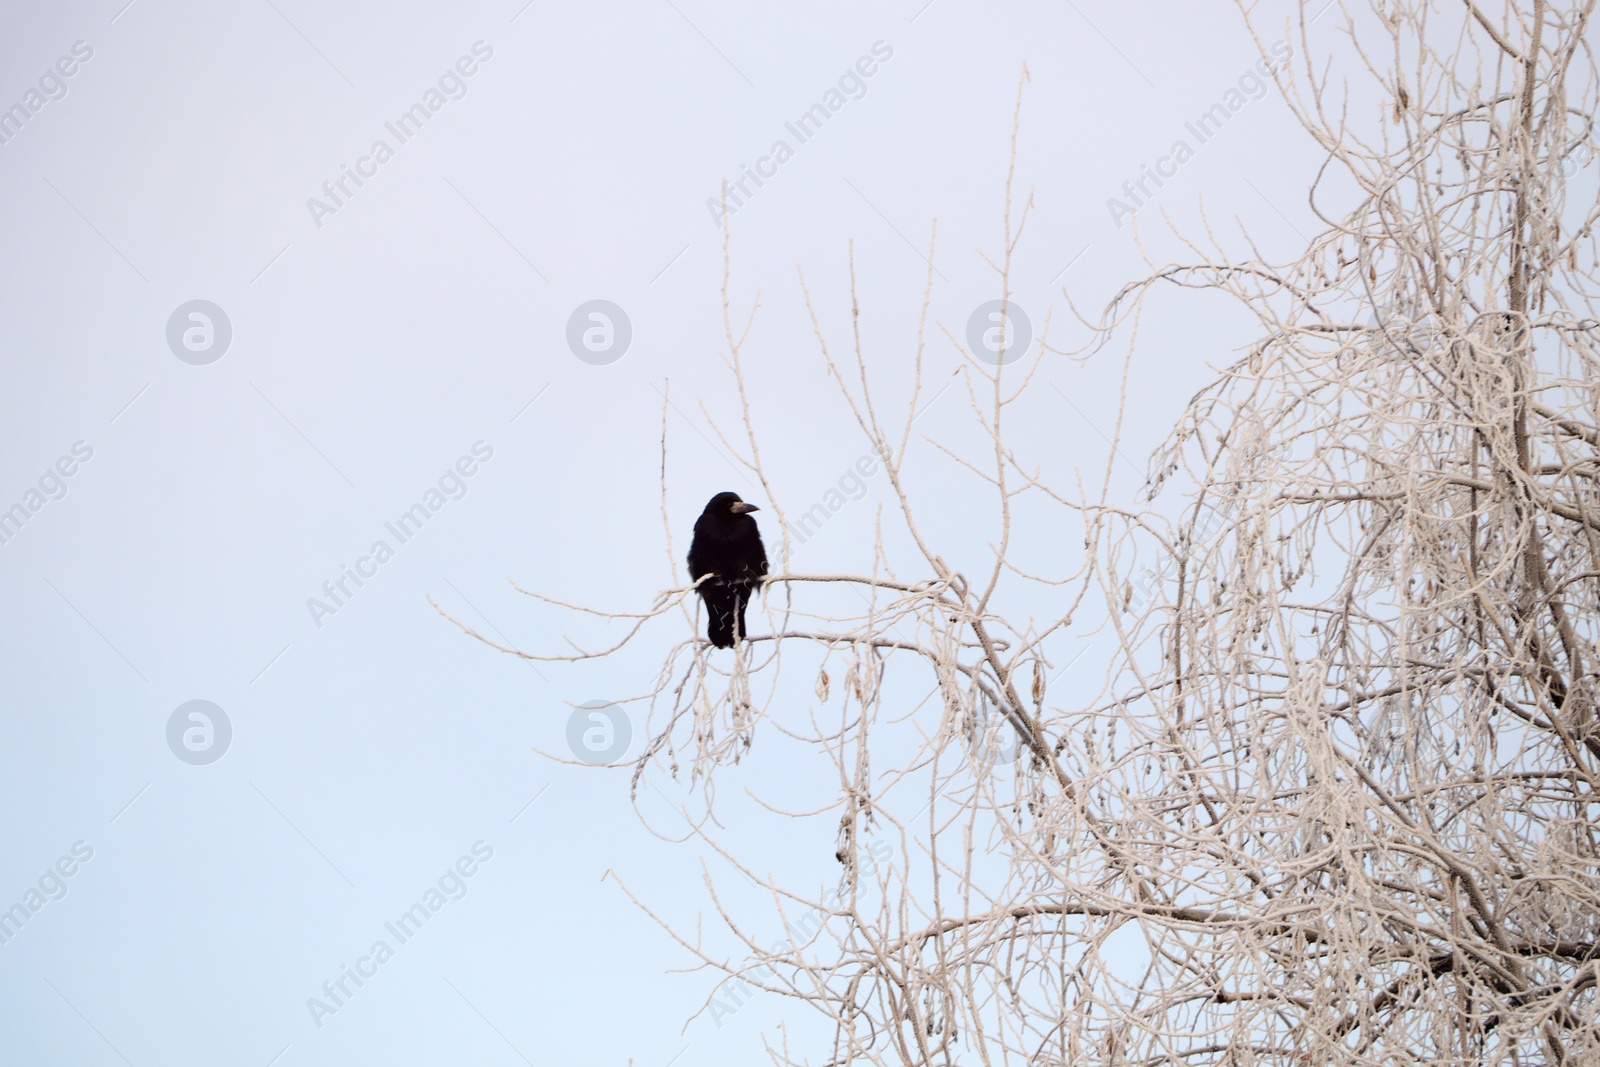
<box><xmin>687</xmin><ymin>491</ymin><xmax>768</xmax><ymax>648</ymax></box>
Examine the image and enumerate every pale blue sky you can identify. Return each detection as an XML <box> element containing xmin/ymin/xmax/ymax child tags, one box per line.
<box><xmin>0</xmin><ymin>1</ymin><xmax>1322</xmax><ymax>1063</ymax></box>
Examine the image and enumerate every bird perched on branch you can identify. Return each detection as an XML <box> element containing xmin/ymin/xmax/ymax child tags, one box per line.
<box><xmin>687</xmin><ymin>491</ymin><xmax>768</xmax><ymax>648</ymax></box>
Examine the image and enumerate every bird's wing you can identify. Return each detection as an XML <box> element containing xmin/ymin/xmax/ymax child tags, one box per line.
<box><xmin>686</xmin><ymin>518</ymin><xmax>712</xmax><ymax>580</ymax></box>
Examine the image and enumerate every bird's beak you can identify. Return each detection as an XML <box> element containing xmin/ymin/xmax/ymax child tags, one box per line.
<box><xmin>732</xmin><ymin>501</ymin><xmax>760</xmax><ymax>514</ymax></box>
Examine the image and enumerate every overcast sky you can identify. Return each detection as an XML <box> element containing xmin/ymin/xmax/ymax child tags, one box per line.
<box><xmin>0</xmin><ymin>1</ymin><xmax>1327</xmax><ymax>1064</ymax></box>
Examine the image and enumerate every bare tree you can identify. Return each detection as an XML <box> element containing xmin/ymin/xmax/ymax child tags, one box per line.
<box><xmin>443</xmin><ymin>2</ymin><xmax>1600</xmax><ymax>1062</ymax></box>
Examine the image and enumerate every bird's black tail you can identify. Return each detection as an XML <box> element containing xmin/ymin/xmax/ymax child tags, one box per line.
<box><xmin>708</xmin><ymin>611</ymin><xmax>736</xmax><ymax>649</ymax></box>
<box><xmin>704</xmin><ymin>585</ymin><xmax>750</xmax><ymax>649</ymax></box>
